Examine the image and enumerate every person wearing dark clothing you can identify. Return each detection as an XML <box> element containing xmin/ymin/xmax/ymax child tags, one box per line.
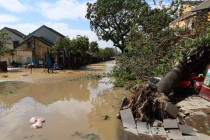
<box><xmin>45</xmin><ymin>52</ymin><xmax>54</xmax><ymax>73</ymax></box>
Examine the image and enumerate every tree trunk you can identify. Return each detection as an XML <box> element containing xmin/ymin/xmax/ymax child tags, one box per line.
<box><xmin>124</xmin><ymin>48</ymin><xmax>209</xmax><ymax>121</ymax></box>
<box><xmin>156</xmin><ymin>58</ymin><xmax>187</xmax><ymax>96</ymax></box>
<box><xmin>124</xmin><ymin>58</ymin><xmax>187</xmax><ymax>121</ymax></box>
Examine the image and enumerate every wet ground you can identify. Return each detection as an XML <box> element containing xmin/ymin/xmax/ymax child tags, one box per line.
<box><xmin>1</xmin><ymin>61</ymin><xmax>210</xmax><ymax>140</ymax></box>
<box><xmin>0</xmin><ymin>61</ymin><xmax>131</xmax><ymax>140</ymax></box>
<box><xmin>176</xmin><ymin>97</ymin><xmax>210</xmax><ymax>137</ymax></box>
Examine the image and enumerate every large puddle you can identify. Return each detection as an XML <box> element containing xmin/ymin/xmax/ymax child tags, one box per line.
<box><xmin>0</xmin><ymin>61</ymin><xmax>130</xmax><ymax>140</ymax></box>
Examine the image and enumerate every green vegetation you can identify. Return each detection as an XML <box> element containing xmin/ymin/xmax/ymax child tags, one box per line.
<box><xmin>3</xmin><ymin>90</ymin><xmax>16</xmax><ymax>95</ymax></box>
<box><xmin>72</xmin><ymin>132</ymin><xmax>100</xmax><ymax>140</ymax></box>
<box><xmin>86</xmin><ymin>0</ymin><xmax>210</xmax><ymax>89</ymax></box>
<box><xmin>85</xmin><ymin>73</ymin><xmax>102</xmax><ymax>80</ymax></box>
<box><xmin>86</xmin><ymin>0</ymin><xmax>149</xmax><ymax>53</ymax></box>
<box><xmin>95</xmin><ymin>47</ymin><xmax>117</xmax><ymax>60</ymax></box>
<box><xmin>0</xmin><ymin>31</ymin><xmax>11</xmax><ymax>61</ymax></box>
<box><xmin>86</xmin><ymin>0</ymin><xmax>179</xmax><ymax>53</ymax></box>
<box><xmin>53</xmin><ymin>35</ymin><xmax>118</xmax><ymax>61</ymax></box>
<box><xmin>66</xmin><ymin>73</ymin><xmax>102</xmax><ymax>82</ymax></box>
<box><xmin>89</xmin><ymin>41</ymin><xmax>99</xmax><ymax>56</ymax></box>
<box><xmin>66</xmin><ymin>72</ymin><xmax>114</xmax><ymax>82</ymax></box>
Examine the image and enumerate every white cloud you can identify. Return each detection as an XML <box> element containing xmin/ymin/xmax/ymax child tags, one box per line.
<box><xmin>11</xmin><ymin>23</ymin><xmax>40</xmax><ymax>35</ymax></box>
<box><xmin>0</xmin><ymin>14</ymin><xmax>19</xmax><ymax>23</ymax></box>
<box><xmin>0</xmin><ymin>23</ymin><xmax>40</xmax><ymax>35</ymax></box>
<box><xmin>37</xmin><ymin>0</ymin><xmax>89</xmax><ymax>20</ymax></box>
<box><xmin>0</xmin><ymin>0</ymin><xmax>28</xmax><ymax>13</ymax></box>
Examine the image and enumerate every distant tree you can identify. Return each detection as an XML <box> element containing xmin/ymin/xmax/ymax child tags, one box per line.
<box><xmin>0</xmin><ymin>31</ymin><xmax>11</xmax><ymax>61</ymax></box>
<box><xmin>94</xmin><ymin>47</ymin><xmax>116</xmax><ymax>60</ymax></box>
<box><xmin>89</xmin><ymin>41</ymin><xmax>99</xmax><ymax>55</ymax></box>
<box><xmin>52</xmin><ymin>37</ymin><xmax>70</xmax><ymax>52</ymax></box>
<box><xmin>70</xmin><ymin>35</ymin><xmax>89</xmax><ymax>56</ymax></box>
<box><xmin>104</xmin><ymin>47</ymin><xmax>116</xmax><ymax>58</ymax></box>
<box><xmin>95</xmin><ymin>48</ymin><xmax>106</xmax><ymax>59</ymax></box>
<box><xmin>86</xmin><ymin>0</ymin><xmax>149</xmax><ymax>53</ymax></box>
<box><xmin>76</xmin><ymin>35</ymin><xmax>89</xmax><ymax>56</ymax></box>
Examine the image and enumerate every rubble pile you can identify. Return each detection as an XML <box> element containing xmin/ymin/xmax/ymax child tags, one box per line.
<box><xmin>118</xmin><ymin>83</ymin><xmax>209</xmax><ymax>139</ymax></box>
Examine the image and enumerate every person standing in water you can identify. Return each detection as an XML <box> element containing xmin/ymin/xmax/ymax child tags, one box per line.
<box><xmin>45</xmin><ymin>52</ymin><xmax>54</xmax><ymax>73</ymax></box>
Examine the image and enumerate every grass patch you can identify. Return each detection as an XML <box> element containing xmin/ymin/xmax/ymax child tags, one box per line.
<box><xmin>72</xmin><ymin>132</ymin><xmax>100</xmax><ymax>140</ymax></box>
<box><xmin>66</xmin><ymin>72</ymin><xmax>113</xmax><ymax>82</ymax></box>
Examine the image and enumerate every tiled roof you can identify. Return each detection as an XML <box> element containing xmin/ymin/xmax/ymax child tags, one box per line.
<box><xmin>4</xmin><ymin>27</ymin><xmax>26</xmax><ymax>38</ymax></box>
<box><xmin>25</xmin><ymin>25</ymin><xmax>65</xmax><ymax>39</ymax></box>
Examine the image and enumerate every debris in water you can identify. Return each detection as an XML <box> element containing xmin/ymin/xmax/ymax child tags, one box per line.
<box><xmin>9</xmin><ymin>90</ymin><xmax>16</xmax><ymax>94</ymax></box>
<box><xmin>153</xmin><ymin>120</ymin><xmax>163</xmax><ymax>127</ymax></box>
<box><xmin>29</xmin><ymin>117</ymin><xmax>45</xmax><ymax>129</ymax></box>
<box><xmin>116</xmin><ymin>113</ymin><xmax>121</xmax><ymax>119</ymax></box>
<box><xmin>102</xmin><ymin>115</ymin><xmax>110</xmax><ymax>120</ymax></box>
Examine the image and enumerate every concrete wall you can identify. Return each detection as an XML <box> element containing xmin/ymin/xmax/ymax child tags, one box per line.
<box><xmin>15</xmin><ymin>51</ymin><xmax>32</xmax><ymax>64</ymax></box>
<box><xmin>0</xmin><ymin>54</ymin><xmax>13</xmax><ymax>65</ymax></box>
<box><xmin>171</xmin><ymin>4</ymin><xmax>194</xmax><ymax>29</ymax></box>
<box><xmin>34</xmin><ymin>39</ymin><xmax>52</xmax><ymax>60</ymax></box>
<box><xmin>15</xmin><ymin>37</ymin><xmax>52</xmax><ymax>64</ymax></box>
<box><xmin>171</xmin><ymin>4</ymin><xmax>210</xmax><ymax>30</ymax></box>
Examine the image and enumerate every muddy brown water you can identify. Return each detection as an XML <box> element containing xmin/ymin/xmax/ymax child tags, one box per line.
<box><xmin>0</xmin><ymin>61</ymin><xmax>132</xmax><ymax>140</ymax></box>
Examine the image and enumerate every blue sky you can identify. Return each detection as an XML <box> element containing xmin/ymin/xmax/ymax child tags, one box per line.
<box><xmin>0</xmin><ymin>0</ymin><xmax>172</xmax><ymax>48</ymax></box>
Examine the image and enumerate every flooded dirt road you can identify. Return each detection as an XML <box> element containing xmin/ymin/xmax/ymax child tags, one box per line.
<box><xmin>0</xmin><ymin>61</ymin><xmax>130</xmax><ymax>140</ymax></box>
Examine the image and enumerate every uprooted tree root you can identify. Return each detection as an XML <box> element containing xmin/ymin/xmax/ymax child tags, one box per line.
<box><xmin>122</xmin><ymin>84</ymin><xmax>169</xmax><ymax>122</ymax></box>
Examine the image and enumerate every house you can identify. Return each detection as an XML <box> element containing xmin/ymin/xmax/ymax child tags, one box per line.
<box><xmin>0</xmin><ymin>27</ymin><xmax>25</xmax><ymax>65</ymax></box>
<box><xmin>14</xmin><ymin>25</ymin><xmax>64</xmax><ymax>66</ymax></box>
<box><xmin>170</xmin><ymin>0</ymin><xmax>210</xmax><ymax>35</ymax></box>
<box><xmin>15</xmin><ymin>36</ymin><xmax>53</xmax><ymax>66</ymax></box>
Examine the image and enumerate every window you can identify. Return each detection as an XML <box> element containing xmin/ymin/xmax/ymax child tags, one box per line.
<box><xmin>13</xmin><ymin>41</ymin><xmax>19</xmax><ymax>48</ymax></box>
<box><xmin>27</xmin><ymin>42</ymin><xmax>32</xmax><ymax>48</ymax></box>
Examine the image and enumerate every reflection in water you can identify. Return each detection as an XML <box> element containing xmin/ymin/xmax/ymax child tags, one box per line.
<box><xmin>0</xmin><ymin>61</ymin><xmax>129</xmax><ymax>140</ymax></box>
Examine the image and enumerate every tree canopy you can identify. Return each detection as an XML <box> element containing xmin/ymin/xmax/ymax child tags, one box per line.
<box><xmin>53</xmin><ymin>37</ymin><xmax>70</xmax><ymax>52</ymax></box>
<box><xmin>0</xmin><ymin>31</ymin><xmax>11</xmax><ymax>59</ymax></box>
<box><xmin>53</xmin><ymin>35</ymin><xmax>117</xmax><ymax>60</ymax></box>
<box><xmin>86</xmin><ymin>0</ymin><xmax>149</xmax><ymax>53</ymax></box>
<box><xmin>53</xmin><ymin>35</ymin><xmax>89</xmax><ymax>56</ymax></box>
<box><xmin>89</xmin><ymin>41</ymin><xmax>99</xmax><ymax>55</ymax></box>
<box><xmin>110</xmin><ymin>0</ymin><xmax>210</xmax><ymax>89</ymax></box>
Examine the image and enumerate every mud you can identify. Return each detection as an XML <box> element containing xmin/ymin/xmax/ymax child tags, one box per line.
<box><xmin>185</xmin><ymin>108</ymin><xmax>210</xmax><ymax>136</ymax></box>
<box><xmin>0</xmin><ymin>81</ymin><xmax>28</xmax><ymax>95</ymax></box>
<box><xmin>0</xmin><ymin>61</ymin><xmax>130</xmax><ymax>140</ymax></box>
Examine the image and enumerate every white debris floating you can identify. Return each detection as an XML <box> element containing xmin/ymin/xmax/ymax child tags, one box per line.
<box><xmin>29</xmin><ymin>117</ymin><xmax>45</xmax><ymax>129</ymax></box>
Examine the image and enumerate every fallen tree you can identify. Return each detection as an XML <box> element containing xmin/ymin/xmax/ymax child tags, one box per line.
<box><xmin>121</xmin><ymin>33</ymin><xmax>210</xmax><ymax>122</ymax></box>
